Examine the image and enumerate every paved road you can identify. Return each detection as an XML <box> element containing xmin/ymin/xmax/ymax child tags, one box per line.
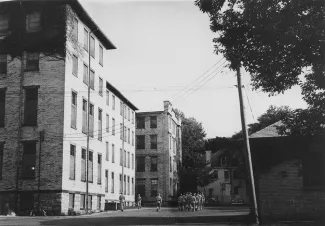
<box><xmin>0</xmin><ymin>206</ymin><xmax>253</xmax><ymax>226</ymax></box>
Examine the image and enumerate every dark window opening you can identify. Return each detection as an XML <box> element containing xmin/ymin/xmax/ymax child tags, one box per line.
<box><xmin>150</xmin><ymin>135</ymin><xmax>157</xmax><ymax>149</ymax></box>
<box><xmin>26</xmin><ymin>52</ymin><xmax>39</xmax><ymax>71</ymax></box>
<box><xmin>21</xmin><ymin>141</ymin><xmax>37</xmax><ymax>179</ymax></box>
<box><xmin>136</xmin><ymin>157</ymin><xmax>145</xmax><ymax>172</ymax></box>
<box><xmin>136</xmin><ymin>117</ymin><xmax>145</xmax><ymax>129</ymax></box>
<box><xmin>150</xmin><ymin>116</ymin><xmax>157</xmax><ymax>128</ymax></box>
<box><xmin>151</xmin><ymin>157</ymin><xmax>157</xmax><ymax>172</ymax></box>
<box><xmin>136</xmin><ymin>135</ymin><xmax>145</xmax><ymax>149</ymax></box>
<box><xmin>0</xmin><ymin>54</ymin><xmax>7</xmax><ymax>74</ymax></box>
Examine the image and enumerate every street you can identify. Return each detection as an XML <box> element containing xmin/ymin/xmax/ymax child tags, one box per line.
<box><xmin>0</xmin><ymin>206</ymin><xmax>254</xmax><ymax>226</ymax></box>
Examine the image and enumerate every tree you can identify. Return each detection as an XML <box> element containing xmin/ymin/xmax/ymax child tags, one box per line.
<box><xmin>195</xmin><ymin>0</ymin><xmax>325</xmax><ymax>136</ymax></box>
<box><xmin>231</xmin><ymin>105</ymin><xmax>292</xmax><ymax>139</ymax></box>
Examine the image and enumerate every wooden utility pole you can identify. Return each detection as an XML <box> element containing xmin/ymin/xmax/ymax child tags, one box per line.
<box><xmin>236</xmin><ymin>66</ymin><xmax>259</xmax><ymax>225</ymax></box>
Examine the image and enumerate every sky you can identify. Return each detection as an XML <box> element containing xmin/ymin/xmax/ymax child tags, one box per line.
<box><xmin>79</xmin><ymin>0</ymin><xmax>307</xmax><ymax>139</ymax></box>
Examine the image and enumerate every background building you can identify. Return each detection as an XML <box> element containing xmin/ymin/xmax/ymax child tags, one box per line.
<box><xmin>135</xmin><ymin>101</ymin><xmax>182</xmax><ymax>204</ymax></box>
<box><xmin>0</xmin><ymin>0</ymin><xmax>137</xmax><ymax>215</ymax></box>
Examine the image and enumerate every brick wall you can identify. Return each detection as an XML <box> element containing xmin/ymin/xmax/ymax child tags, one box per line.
<box><xmin>257</xmin><ymin>160</ymin><xmax>325</xmax><ymax>223</ymax></box>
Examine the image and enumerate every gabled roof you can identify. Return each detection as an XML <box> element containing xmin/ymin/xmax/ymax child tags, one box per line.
<box><xmin>249</xmin><ymin>121</ymin><xmax>284</xmax><ymax>138</ymax></box>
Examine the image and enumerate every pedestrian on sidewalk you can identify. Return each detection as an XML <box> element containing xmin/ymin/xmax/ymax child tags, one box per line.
<box><xmin>156</xmin><ymin>193</ymin><xmax>162</xmax><ymax>212</ymax></box>
<box><xmin>119</xmin><ymin>192</ymin><xmax>125</xmax><ymax>212</ymax></box>
<box><xmin>136</xmin><ymin>194</ymin><xmax>142</xmax><ymax>209</ymax></box>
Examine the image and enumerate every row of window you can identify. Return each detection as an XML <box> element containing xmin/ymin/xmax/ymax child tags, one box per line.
<box><xmin>0</xmin><ymin>53</ymin><xmax>40</xmax><ymax>74</ymax></box>
<box><xmin>69</xmin><ymin>194</ymin><xmax>101</xmax><ymax>210</ymax></box>
<box><xmin>118</xmin><ymin>148</ymin><xmax>134</xmax><ymax>169</ymax></box>
<box><xmin>71</xmin><ymin>91</ymin><xmax>135</xmax><ymax>142</ymax></box>
<box><xmin>136</xmin><ymin>156</ymin><xmax>158</xmax><ymax>172</ymax></box>
<box><xmin>136</xmin><ymin>135</ymin><xmax>157</xmax><ymax>150</ymax></box>
<box><xmin>136</xmin><ymin>116</ymin><xmax>157</xmax><ymax>129</ymax></box>
<box><xmin>136</xmin><ymin>178</ymin><xmax>158</xmax><ymax>197</ymax></box>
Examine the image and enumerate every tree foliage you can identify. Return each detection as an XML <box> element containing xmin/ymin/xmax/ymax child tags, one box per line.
<box><xmin>195</xmin><ymin>0</ymin><xmax>325</xmax><ymax>136</ymax></box>
<box><xmin>232</xmin><ymin>105</ymin><xmax>292</xmax><ymax>139</ymax></box>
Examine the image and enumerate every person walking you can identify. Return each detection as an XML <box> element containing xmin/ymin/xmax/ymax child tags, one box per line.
<box><xmin>190</xmin><ymin>193</ymin><xmax>196</xmax><ymax>212</ymax></box>
<box><xmin>136</xmin><ymin>194</ymin><xmax>142</xmax><ymax>209</ymax></box>
<box><xmin>180</xmin><ymin>194</ymin><xmax>186</xmax><ymax>211</ymax></box>
<box><xmin>156</xmin><ymin>193</ymin><xmax>162</xmax><ymax>212</ymax></box>
<box><xmin>177</xmin><ymin>194</ymin><xmax>183</xmax><ymax>211</ymax></box>
<box><xmin>119</xmin><ymin>192</ymin><xmax>125</xmax><ymax>212</ymax></box>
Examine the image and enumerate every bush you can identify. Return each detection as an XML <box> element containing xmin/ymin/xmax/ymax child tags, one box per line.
<box><xmin>68</xmin><ymin>208</ymin><xmax>76</xmax><ymax>216</ymax></box>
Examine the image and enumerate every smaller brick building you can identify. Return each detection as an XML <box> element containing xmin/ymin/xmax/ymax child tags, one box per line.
<box><xmin>135</xmin><ymin>101</ymin><xmax>182</xmax><ymax>204</ymax></box>
<box><xmin>249</xmin><ymin>122</ymin><xmax>325</xmax><ymax>224</ymax></box>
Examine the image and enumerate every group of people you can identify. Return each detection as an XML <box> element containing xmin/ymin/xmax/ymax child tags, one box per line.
<box><xmin>177</xmin><ymin>191</ymin><xmax>205</xmax><ymax>212</ymax></box>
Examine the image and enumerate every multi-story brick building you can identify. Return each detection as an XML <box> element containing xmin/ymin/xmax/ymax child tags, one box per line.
<box><xmin>135</xmin><ymin>101</ymin><xmax>182</xmax><ymax>204</ymax></box>
<box><xmin>0</xmin><ymin>0</ymin><xmax>137</xmax><ymax>215</ymax></box>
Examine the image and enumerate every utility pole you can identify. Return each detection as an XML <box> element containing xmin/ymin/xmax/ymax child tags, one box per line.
<box><xmin>122</xmin><ymin>103</ymin><xmax>125</xmax><ymax>195</ymax></box>
<box><xmin>236</xmin><ymin>66</ymin><xmax>259</xmax><ymax>225</ymax></box>
<box><xmin>86</xmin><ymin>28</ymin><xmax>97</xmax><ymax>214</ymax></box>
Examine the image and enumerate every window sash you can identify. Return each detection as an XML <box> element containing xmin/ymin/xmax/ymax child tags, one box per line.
<box><xmin>90</xmin><ymin>70</ymin><xmax>95</xmax><ymax>89</ymax></box>
<box><xmin>99</xmin><ymin>45</ymin><xmax>103</xmax><ymax>65</ymax></box>
<box><xmin>27</xmin><ymin>11</ymin><xmax>41</xmax><ymax>32</ymax></box>
<box><xmin>69</xmin><ymin>145</ymin><xmax>76</xmax><ymax>180</ymax></box>
<box><xmin>26</xmin><ymin>52</ymin><xmax>39</xmax><ymax>71</ymax></box>
<box><xmin>72</xmin><ymin>55</ymin><xmax>78</xmax><ymax>76</ymax></box>
<box><xmin>84</xmin><ymin>29</ymin><xmax>89</xmax><ymax>51</ymax></box>
<box><xmin>97</xmin><ymin>155</ymin><xmax>102</xmax><ymax>184</ymax></box>
<box><xmin>24</xmin><ymin>89</ymin><xmax>38</xmax><ymax>125</ymax></box>
<box><xmin>99</xmin><ymin>78</ymin><xmax>103</xmax><ymax>96</ymax></box>
<box><xmin>90</xmin><ymin>36</ymin><xmax>95</xmax><ymax>57</ymax></box>
<box><xmin>83</xmin><ymin>64</ymin><xmax>89</xmax><ymax>85</ymax></box>
<box><xmin>112</xmin><ymin>144</ymin><xmax>115</xmax><ymax>163</ymax></box>
<box><xmin>111</xmin><ymin>172</ymin><xmax>115</xmax><ymax>193</ymax></box>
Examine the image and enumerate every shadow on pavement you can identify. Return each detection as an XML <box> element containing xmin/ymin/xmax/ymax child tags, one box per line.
<box><xmin>41</xmin><ymin>214</ymin><xmax>255</xmax><ymax>225</ymax></box>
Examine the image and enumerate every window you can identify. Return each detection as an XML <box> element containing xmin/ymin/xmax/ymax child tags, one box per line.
<box><xmin>136</xmin><ymin>135</ymin><xmax>145</xmax><ymax>149</ymax></box>
<box><xmin>128</xmin><ymin>129</ymin><xmax>130</xmax><ymax>144</ymax></box>
<box><xmin>124</xmin><ymin>175</ymin><xmax>126</xmax><ymax>195</ymax></box>
<box><xmin>124</xmin><ymin>106</ymin><xmax>127</xmax><ymax>119</ymax></box>
<box><xmin>0</xmin><ymin>90</ymin><xmax>5</xmax><ymax>127</ymax></box>
<box><xmin>112</xmin><ymin>118</ymin><xmax>115</xmax><ymax>135</ymax></box>
<box><xmin>132</xmin><ymin>154</ymin><xmax>134</xmax><ymax>169</ymax></box>
<box><xmin>106</xmin><ymin>114</ymin><xmax>109</xmax><ymax>133</ymax></box>
<box><xmin>127</xmin><ymin>176</ymin><xmax>130</xmax><ymax>195</ymax></box>
<box><xmin>169</xmin><ymin>135</ymin><xmax>172</xmax><ymax>149</ymax></box>
<box><xmin>170</xmin><ymin>157</ymin><xmax>172</xmax><ymax>172</ymax></box>
<box><xmin>81</xmin><ymin>148</ymin><xmax>86</xmax><ymax>181</ymax></box>
<box><xmin>224</xmin><ymin>170</ymin><xmax>230</xmax><ymax>183</ymax></box>
<box><xmin>120</xmin><ymin>123</ymin><xmax>123</xmax><ymax>140</ymax></box>
<box><xmin>72</xmin><ymin>17</ymin><xmax>78</xmax><ymax>41</ymax></box>
<box><xmin>151</xmin><ymin>179</ymin><xmax>158</xmax><ymax>197</ymax></box>
<box><xmin>69</xmin><ymin>193</ymin><xmax>75</xmax><ymax>209</ymax></box>
<box><xmin>84</xmin><ymin>29</ymin><xmax>88</xmax><ymax>51</ymax></box>
<box><xmin>106</xmin><ymin>142</ymin><xmax>109</xmax><ymax>161</ymax></box>
<box><xmin>127</xmin><ymin>152</ymin><xmax>130</xmax><ymax>168</ymax></box>
<box><xmin>303</xmin><ymin>152</ymin><xmax>325</xmax><ymax>187</ymax></box>
<box><xmin>97</xmin><ymin>196</ymin><xmax>101</xmax><ymax>210</ymax></box>
<box><xmin>72</xmin><ymin>55</ymin><xmax>78</xmax><ymax>76</ymax></box>
<box><xmin>98</xmin><ymin>108</ymin><xmax>102</xmax><ymax>141</ymax></box>
<box><xmin>136</xmin><ymin>179</ymin><xmax>146</xmax><ymax>197</ymax></box>
<box><xmin>99</xmin><ymin>45</ymin><xmax>103</xmax><ymax>66</ymax></box>
<box><xmin>170</xmin><ymin>178</ymin><xmax>172</xmax><ymax>194</ymax></box>
<box><xmin>106</xmin><ymin>89</ymin><xmax>109</xmax><ymax>106</ymax></box>
<box><xmin>111</xmin><ymin>172</ymin><xmax>115</xmax><ymax>193</ymax></box>
<box><xmin>21</xmin><ymin>141</ymin><xmax>36</xmax><ymax>178</ymax></box>
<box><xmin>220</xmin><ymin>156</ymin><xmax>229</xmax><ymax>166</ymax></box>
<box><xmin>89</xmin><ymin>104</ymin><xmax>94</xmax><ymax>137</ymax></box>
<box><xmin>0</xmin><ymin>13</ymin><xmax>9</xmax><ymax>35</ymax></box>
<box><xmin>80</xmin><ymin>194</ymin><xmax>85</xmax><ymax>209</ymax></box>
<box><xmin>132</xmin><ymin>131</ymin><xmax>134</xmax><ymax>146</ymax></box>
<box><xmin>90</xmin><ymin>36</ymin><xmax>95</xmax><ymax>58</ymax></box>
<box><xmin>137</xmin><ymin>116</ymin><xmax>145</xmax><ymax>129</ymax></box>
<box><xmin>150</xmin><ymin>135</ymin><xmax>157</xmax><ymax>149</ymax></box>
<box><xmin>112</xmin><ymin>144</ymin><xmax>115</xmax><ymax>163</ymax></box>
<box><xmin>97</xmin><ymin>154</ymin><xmax>102</xmax><ymax>184</ymax></box>
<box><xmin>132</xmin><ymin>178</ymin><xmax>134</xmax><ymax>195</ymax></box>
<box><xmin>112</xmin><ymin>95</ymin><xmax>115</xmax><ymax>110</ymax></box>
<box><xmin>0</xmin><ymin>143</ymin><xmax>4</xmax><ymax>179</ymax></box>
<box><xmin>88</xmin><ymin>195</ymin><xmax>92</xmax><ymax>210</ymax></box>
<box><xmin>124</xmin><ymin>150</ymin><xmax>126</xmax><ymax>167</ymax></box>
<box><xmin>150</xmin><ymin>116</ymin><xmax>157</xmax><ymax>128</ymax></box>
<box><xmin>82</xmin><ymin>99</ymin><xmax>87</xmax><ymax>134</ymax></box>
<box><xmin>132</xmin><ymin>111</ymin><xmax>134</xmax><ymax>124</ymax></box>
<box><xmin>151</xmin><ymin>157</ymin><xmax>157</xmax><ymax>172</ymax></box>
<box><xmin>24</xmin><ymin>88</ymin><xmax>38</xmax><ymax>126</ymax></box>
<box><xmin>69</xmin><ymin>144</ymin><xmax>76</xmax><ymax>180</ymax></box>
<box><xmin>136</xmin><ymin>157</ymin><xmax>145</xmax><ymax>172</ymax></box>
<box><xmin>120</xmin><ymin>149</ymin><xmax>123</xmax><ymax>166</ymax></box>
<box><xmin>128</xmin><ymin>108</ymin><xmax>130</xmax><ymax>121</ymax></box>
<box><xmin>120</xmin><ymin>101</ymin><xmax>123</xmax><ymax>116</ymax></box>
<box><xmin>26</xmin><ymin>52</ymin><xmax>39</xmax><ymax>71</ymax></box>
<box><xmin>0</xmin><ymin>54</ymin><xmax>7</xmax><ymax>74</ymax></box>
<box><xmin>124</xmin><ymin>126</ymin><xmax>127</xmax><ymax>142</ymax></box>
<box><xmin>88</xmin><ymin>151</ymin><xmax>93</xmax><ymax>183</ymax></box>
<box><xmin>119</xmin><ymin>174</ymin><xmax>122</xmax><ymax>193</ymax></box>
<box><xmin>71</xmin><ymin>91</ymin><xmax>77</xmax><ymax>129</ymax></box>
<box><xmin>90</xmin><ymin>70</ymin><xmax>94</xmax><ymax>90</ymax></box>
<box><xmin>99</xmin><ymin>77</ymin><xmax>103</xmax><ymax>96</ymax></box>
<box><xmin>83</xmin><ymin>64</ymin><xmax>89</xmax><ymax>85</ymax></box>
<box><xmin>27</xmin><ymin>11</ymin><xmax>41</xmax><ymax>32</ymax></box>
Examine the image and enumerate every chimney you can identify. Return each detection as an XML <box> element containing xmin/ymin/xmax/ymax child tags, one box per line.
<box><xmin>164</xmin><ymin>100</ymin><xmax>172</xmax><ymax>111</ymax></box>
<box><xmin>205</xmin><ymin>150</ymin><xmax>211</xmax><ymax>167</ymax></box>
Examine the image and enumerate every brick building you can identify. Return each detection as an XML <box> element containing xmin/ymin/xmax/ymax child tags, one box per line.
<box><xmin>0</xmin><ymin>0</ymin><xmax>137</xmax><ymax>215</ymax></box>
<box><xmin>135</xmin><ymin>101</ymin><xmax>182</xmax><ymax>204</ymax></box>
<box><xmin>249</xmin><ymin>122</ymin><xmax>325</xmax><ymax>223</ymax></box>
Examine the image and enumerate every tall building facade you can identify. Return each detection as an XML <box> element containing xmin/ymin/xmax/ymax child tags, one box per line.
<box><xmin>135</xmin><ymin>101</ymin><xmax>182</xmax><ymax>203</ymax></box>
<box><xmin>0</xmin><ymin>0</ymin><xmax>137</xmax><ymax>215</ymax></box>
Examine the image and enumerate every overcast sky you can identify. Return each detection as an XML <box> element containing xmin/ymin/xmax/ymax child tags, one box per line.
<box><xmin>79</xmin><ymin>0</ymin><xmax>307</xmax><ymax>138</ymax></box>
